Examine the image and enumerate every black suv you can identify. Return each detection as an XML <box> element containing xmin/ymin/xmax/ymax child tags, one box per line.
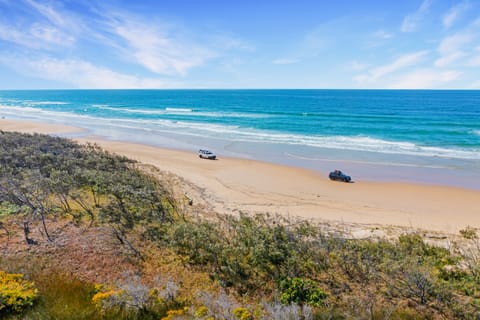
<box><xmin>329</xmin><ymin>170</ymin><xmax>351</xmax><ymax>182</ymax></box>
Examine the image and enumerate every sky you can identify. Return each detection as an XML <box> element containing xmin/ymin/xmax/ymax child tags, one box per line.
<box><xmin>0</xmin><ymin>0</ymin><xmax>479</xmax><ymax>89</ymax></box>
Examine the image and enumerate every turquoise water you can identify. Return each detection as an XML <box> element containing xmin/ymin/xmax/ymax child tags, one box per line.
<box><xmin>1</xmin><ymin>90</ymin><xmax>479</xmax><ymax>188</ymax></box>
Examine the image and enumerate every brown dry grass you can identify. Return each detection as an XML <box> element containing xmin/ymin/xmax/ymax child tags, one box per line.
<box><xmin>0</xmin><ymin>218</ymin><xmax>138</xmax><ymax>284</ymax></box>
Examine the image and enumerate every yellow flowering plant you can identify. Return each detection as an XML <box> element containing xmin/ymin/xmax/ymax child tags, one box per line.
<box><xmin>0</xmin><ymin>271</ymin><xmax>38</xmax><ymax>315</ymax></box>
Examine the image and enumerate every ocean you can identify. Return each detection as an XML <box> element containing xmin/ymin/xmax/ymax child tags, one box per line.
<box><xmin>1</xmin><ymin>89</ymin><xmax>479</xmax><ymax>189</ymax></box>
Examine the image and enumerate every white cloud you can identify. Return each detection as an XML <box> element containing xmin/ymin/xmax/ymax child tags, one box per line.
<box><xmin>98</xmin><ymin>10</ymin><xmax>254</xmax><ymax>77</ymax></box>
<box><xmin>0</xmin><ymin>22</ymin><xmax>74</xmax><ymax>49</ymax></box>
<box><xmin>435</xmin><ymin>32</ymin><xmax>473</xmax><ymax>68</ymax></box>
<box><xmin>272</xmin><ymin>58</ymin><xmax>300</xmax><ymax>65</ymax></box>
<box><xmin>0</xmin><ymin>23</ymin><xmax>39</xmax><ymax>48</ymax></box>
<box><xmin>25</xmin><ymin>0</ymin><xmax>68</xmax><ymax>27</ymax></box>
<box><xmin>367</xmin><ymin>30</ymin><xmax>395</xmax><ymax>49</ymax></box>
<box><xmin>355</xmin><ymin>51</ymin><xmax>429</xmax><ymax>83</ymax></box>
<box><xmin>438</xmin><ymin>32</ymin><xmax>473</xmax><ymax>54</ymax></box>
<box><xmin>0</xmin><ymin>0</ymin><xmax>78</xmax><ymax>50</ymax></box>
<box><xmin>443</xmin><ymin>1</ymin><xmax>470</xmax><ymax>29</ymax></box>
<box><xmin>30</xmin><ymin>23</ymin><xmax>75</xmax><ymax>46</ymax></box>
<box><xmin>388</xmin><ymin>69</ymin><xmax>462</xmax><ymax>89</ymax></box>
<box><xmin>467</xmin><ymin>55</ymin><xmax>480</xmax><ymax>67</ymax></box>
<box><xmin>373</xmin><ymin>30</ymin><xmax>393</xmax><ymax>39</ymax></box>
<box><xmin>434</xmin><ymin>51</ymin><xmax>466</xmax><ymax>67</ymax></box>
<box><xmin>0</xmin><ymin>1</ymin><xmax>254</xmax><ymax>86</ymax></box>
<box><xmin>468</xmin><ymin>80</ymin><xmax>480</xmax><ymax>88</ymax></box>
<box><xmin>401</xmin><ymin>0</ymin><xmax>433</xmax><ymax>32</ymax></box>
<box><xmin>350</xmin><ymin>61</ymin><xmax>369</xmax><ymax>71</ymax></box>
<box><xmin>106</xmin><ymin>15</ymin><xmax>216</xmax><ymax>76</ymax></box>
<box><xmin>210</xmin><ymin>35</ymin><xmax>255</xmax><ymax>52</ymax></box>
<box><xmin>21</xmin><ymin>0</ymin><xmax>120</xmax><ymax>52</ymax></box>
<box><xmin>0</xmin><ymin>56</ymin><xmax>173</xmax><ymax>89</ymax></box>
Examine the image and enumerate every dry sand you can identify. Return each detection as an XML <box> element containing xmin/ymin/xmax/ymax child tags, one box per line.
<box><xmin>2</xmin><ymin>119</ymin><xmax>479</xmax><ymax>235</ymax></box>
<box><xmin>85</xmin><ymin>139</ymin><xmax>479</xmax><ymax>234</ymax></box>
<box><xmin>0</xmin><ymin>119</ymin><xmax>84</xmax><ymax>134</ymax></box>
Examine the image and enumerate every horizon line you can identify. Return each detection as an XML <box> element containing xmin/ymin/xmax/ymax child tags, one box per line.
<box><xmin>1</xmin><ymin>88</ymin><xmax>480</xmax><ymax>91</ymax></box>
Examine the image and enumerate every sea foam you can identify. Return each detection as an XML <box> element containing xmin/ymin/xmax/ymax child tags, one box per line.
<box><xmin>2</xmin><ymin>104</ymin><xmax>479</xmax><ymax>160</ymax></box>
<box><xmin>90</xmin><ymin>104</ymin><xmax>269</xmax><ymax>118</ymax></box>
<box><xmin>26</xmin><ymin>101</ymin><xmax>68</xmax><ymax>105</ymax></box>
<box><xmin>165</xmin><ymin>107</ymin><xmax>193</xmax><ymax>112</ymax></box>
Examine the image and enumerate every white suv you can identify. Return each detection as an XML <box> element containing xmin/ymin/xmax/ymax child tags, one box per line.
<box><xmin>198</xmin><ymin>149</ymin><xmax>216</xmax><ymax>160</ymax></box>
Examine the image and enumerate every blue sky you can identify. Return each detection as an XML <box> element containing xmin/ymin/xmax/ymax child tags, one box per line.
<box><xmin>0</xmin><ymin>0</ymin><xmax>479</xmax><ymax>89</ymax></box>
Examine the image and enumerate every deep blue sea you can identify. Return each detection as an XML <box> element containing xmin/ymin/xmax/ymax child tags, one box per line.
<box><xmin>1</xmin><ymin>90</ymin><xmax>479</xmax><ymax>189</ymax></box>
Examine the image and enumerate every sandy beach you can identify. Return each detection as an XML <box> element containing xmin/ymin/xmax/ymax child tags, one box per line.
<box><xmin>0</xmin><ymin>119</ymin><xmax>84</xmax><ymax>135</ymax></box>
<box><xmin>2</xmin><ymin>119</ymin><xmax>479</xmax><ymax>234</ymax></box>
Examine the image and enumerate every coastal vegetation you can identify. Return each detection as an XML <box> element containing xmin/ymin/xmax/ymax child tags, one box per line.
<box><xmin>0</xmin><ymin>131</ymin><xmax>479</xmax><ymax>319</ymax></box>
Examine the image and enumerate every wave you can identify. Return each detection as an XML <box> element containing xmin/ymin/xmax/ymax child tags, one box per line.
<box><xmin>195</xmin><ymin>128</ymin><xmax>480</xmax><ymax>160</ymax></box>
<box><xmin>142</xmin><ymin>122</ymin><xmax>480</xmax><ymax>160</ymax></box>
<box><xmin>1</xmin><ymin>105</ymin><xmax>48</xmax><ymax>114</ymax></box>
<box><xmin>92</xmin><ymin>105</ymin><xmax>191</xmax><ymax>115</ymax></box>
<box><xmin>105</xmin><ymin>117</ymin><xmax>480</xmax><ymax>160</ymax></box>
<box><xmin>26</xmin><ymin>101</ymin><xmax>68</xmax><ymax>105</ymax></box>
<box><xmin>92</xmin><ymin>105</ymin><xmax>178</xmax><ymax>115</ymax></box>
<box><xmin>91</xmin><ymin>104</ymin><xmax>111</xmax><ymax>108</ymax></box>
<box><xmin>165</xmin><ymin>107</ymin><xmax>192</xmax><ymax>112</ymax></box>
<box><xmin>472</xmin><ymin>130</ymin><xmax>480</xmax><ymax>136</ymax></box>
<box><xmin>1</xmin><ymin>104</ymin><xmax>479</xmax><ymax>160</ymax></box>
<box><xmin>90</xmin><ymin>104</ymin><xmax>269</xmax><ymax>118</ymax></box>
<box><xmin>0</xmin><ymin>105</ymin><xmax>101</xmax><ymax>122</ymax></box>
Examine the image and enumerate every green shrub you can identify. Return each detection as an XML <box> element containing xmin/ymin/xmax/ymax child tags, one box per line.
<box><xmin>460</xmin><ymin>226</ymin><xmax>478</xmax><ymax>240</ymax></box>
<box><xmin>279</xmin><ymin>277</ymin><xmax>327</xmax><ymax>307</ymax></box>
<box><xmin>0</xmin><ymin>132</ymin><xmax>175</xmax><ymax>247</ymax></box>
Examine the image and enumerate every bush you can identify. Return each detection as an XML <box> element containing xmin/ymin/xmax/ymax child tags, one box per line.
<box><xmin>279</xmin><ymin>277</ymin><xmax>327</xmax><ymax>307</ymax></box>
<box><xmin>0</xmin><ymin>270</ymin><xmax>38</xmax><ymax>315</ymax></box>
<box><xmin>0</xmin><ymin>132</ymin><xmax>175</xmax><ymax>247</ymax></box>
<box><xmin>232</xmin><ymin>307</ymin><xmax>253</xmax><ymax>320</ymax></box>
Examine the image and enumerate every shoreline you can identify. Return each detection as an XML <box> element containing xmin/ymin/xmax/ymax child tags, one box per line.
<box><xmin>1</xmin><ymin>119</ymin><xmax>479</xmax><ymax>234</ymax></box>
<box><xmin>1</xmin><ymin>110</ymin><xmax>479</xmax><ymax>190</ymax></box>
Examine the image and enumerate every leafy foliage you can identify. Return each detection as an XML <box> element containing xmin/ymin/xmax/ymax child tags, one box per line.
<box><xmin>279</xmin><ymin>278</ymin><xmax>327</xmax><ymax>307</ymax></box>
<box><xmin>153</xmin><ymin>215</ymin><xmax>480</xmax><ymax>318</ymax></box>
<box><xmin>0</xmin><ymin>131</ymin><xmax>175</xmax><ymax>246</ymax></box>
<box><xmin>232</xmin><ymin>306</ymin><xmax>253</xmax><ymax>320</ymax></box>
<box><xmin>1</xmin><ymin>132</ymin><xmax>480</xmax><ymax>319</ymax></box>
<box><xmin>0</xmin><ymin>271</ymin><xmax>38</xmax><ymax>315</ymax></box>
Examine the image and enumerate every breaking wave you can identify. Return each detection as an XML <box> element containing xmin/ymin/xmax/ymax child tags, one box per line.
<box><xmin>1</xmin><ymin>104</ymin><xmax>479</xmax><ymax>160</ymax></box>
<box><xmin>90</xmin><ymin>104</ymin><xmax>268</xmax><ymax>118</ymax></box>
